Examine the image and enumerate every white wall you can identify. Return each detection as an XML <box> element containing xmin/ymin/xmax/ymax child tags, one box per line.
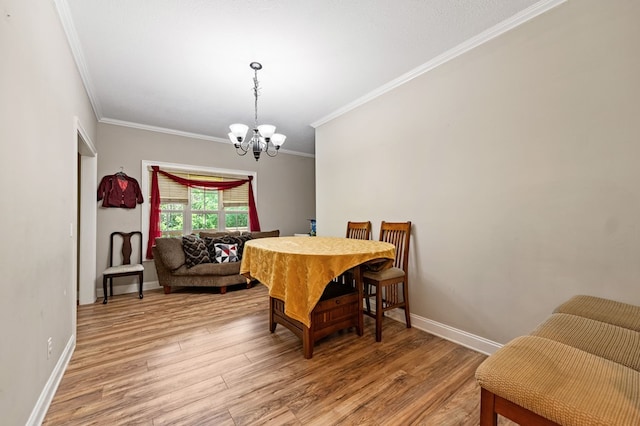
<box><xmin>95</xmin><ymin>123</ymin><xmax>316</xmax><ymax>296</ymax></box>
<box><xmin>0</xmin><ymin>0</ymin><xmax>97</xmax><ymax>423</ymax></box>
<box><xmin>316</xmin><ymin>0</ymin><xmax>640</xmax><ymax>347</ymax></box>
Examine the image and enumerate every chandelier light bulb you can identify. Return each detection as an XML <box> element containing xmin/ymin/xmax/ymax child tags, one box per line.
<box><xmin>229</xmin><ymin>123</ymin><xmax>249</xmax><ymax>142</ymax></box>
<box><xmin>271</xmin><ymin>133</ymin><xmax>286</xmax><ymax>148</ymax></box>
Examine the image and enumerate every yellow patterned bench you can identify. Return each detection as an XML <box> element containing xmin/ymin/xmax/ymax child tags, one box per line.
<box><xmin>476</xmin><ymin>295</ymin><xmax>640</xmax><ymax>426</ymax></box>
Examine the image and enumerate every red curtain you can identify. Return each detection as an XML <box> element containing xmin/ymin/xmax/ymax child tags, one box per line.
<box><xmin>146</xmin><ymin>166</ymin><xmax>261</xmax><ymax>259</ymax></box>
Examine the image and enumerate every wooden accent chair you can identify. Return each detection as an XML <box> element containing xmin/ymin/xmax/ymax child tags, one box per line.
<box><xmin>103</xmin><ymin>231</ymin><xmax>144</xmax><ymax>304</ymax></box>
<box><xmin>363</xmin><ymin>221</ymin><xmax>412</xmax><ymax>342</ymax></box>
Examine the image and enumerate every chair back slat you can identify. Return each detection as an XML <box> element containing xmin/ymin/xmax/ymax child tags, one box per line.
<box><xmin>379</xmin><ymin>221</ymin><xmax>411</xmax><ymax>272</ymax></box>
<box><xmin>346</xmin><ymin>221</ymin><xmax>372</xmax><ymax>240</ymax></box>
<box><xmin>110</xmin><ymin>231</ymin><xmax>143</xmax><ymax>267</ymax></box>
<box><xmin>121</xmin><ymin>234</ymin><xmax>133</xmax><ymax>265</ymax></box>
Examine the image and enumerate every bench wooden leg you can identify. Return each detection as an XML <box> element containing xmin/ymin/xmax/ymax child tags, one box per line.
<box><xmin>481</xmin><ymin>387</ymin><xmax>560</xmax><ymax>426</ymax></box>
<box><xmin>480</xmin><ymin>388</ymin><xmax>498</xmax><ymax>426</ymax></box>
<box><xmin>163</xmin><ymin>285</ymin><xmax>172</xmax><ymax>294</ymax></box>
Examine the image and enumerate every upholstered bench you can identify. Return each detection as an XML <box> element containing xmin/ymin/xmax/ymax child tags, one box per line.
<box><xmin>476</xmin><ymin>295</ymin><xmax>640</xmax><ymax>426</ymax></box>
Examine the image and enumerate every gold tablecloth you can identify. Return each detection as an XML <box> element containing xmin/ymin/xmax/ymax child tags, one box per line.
<box><xmin>240</xmin><ymin>236</ymin><xmax>395</xmax><ymax>327</ymax></box>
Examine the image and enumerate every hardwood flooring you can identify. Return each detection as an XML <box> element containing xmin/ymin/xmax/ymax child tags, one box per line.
<box><xmin>44</xmin><ymin>285</ymin><xmax>516</xmax><ymax>425</ymax></box>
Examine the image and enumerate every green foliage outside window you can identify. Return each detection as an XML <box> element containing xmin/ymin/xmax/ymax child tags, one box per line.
<box><xmin>160</xmin><ymin>212</ymin><xmax>184</xmax><ymax>231</ymax></box>
<box><xmin>192</xmin><ymin>213</ymin><xmax>218</xmax><ymax>231</ymax></box>
<box><xmin>191</xmin><ymin>188</ymin><xmax>218</xmax><ymax>210</ymax></box>
<box><xmin>157</xmin><ymin>185</ymin><xmax>249</xmax><ymax>235</ymax></box>
<box><xmin>225</xmin><ymin>206</ymin><xmax>249</xmax><ymax>229</ymax></box>
<box><xmin>160</xmin><ymin>203</ymin><xmax>184</xmax><ymax>235</ymax></box>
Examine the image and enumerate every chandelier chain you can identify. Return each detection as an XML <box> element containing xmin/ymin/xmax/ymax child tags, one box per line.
<box><xmin>253</xmin><ymin>69</ymin><xmax>260</xmax><ymax>129</ymax></box>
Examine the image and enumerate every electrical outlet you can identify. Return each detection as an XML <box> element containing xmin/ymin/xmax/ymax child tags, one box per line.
<box><xmin>47</xmin><ymin>337</ymin><xmax>52</xmax><ymax>359</ymax></box>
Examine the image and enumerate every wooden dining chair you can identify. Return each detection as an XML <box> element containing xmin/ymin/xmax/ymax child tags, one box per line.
<box><xmin>346</xmin><ymin>221</ymin><xmax>372</xmax><ymax>240</ymax></box>
<box><xmin>103</xmin><ymin>231</ymin><xmax>144</xmax><ymax>304</ymax></box>
<box><xmin>363</xmin><ymin>221</ymin><xmax>412</xmax><ymax>342</ymax></box>
<box><xmin>336</xmin><ymin>221</ymin><xmax>372</xmax><ymax>286</ymax></box>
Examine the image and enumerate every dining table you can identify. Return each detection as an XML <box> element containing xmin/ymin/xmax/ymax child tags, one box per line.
<box><xmin>240</xmin><ymin>236</ymin><xmax>395</xmax><ymax>358</ymax></box>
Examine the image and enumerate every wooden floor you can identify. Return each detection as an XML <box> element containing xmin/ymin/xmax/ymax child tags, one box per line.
<box><xmin>44</xmin><ymin>284</ymin><xmax>515</xmax><ymax>425</ymax></box>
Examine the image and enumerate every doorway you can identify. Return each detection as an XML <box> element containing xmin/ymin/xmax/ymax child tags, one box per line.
<box><xmin>76</xmin><ymin>118</ymin><xmax>97</xmax><ymax>305</ymax></box>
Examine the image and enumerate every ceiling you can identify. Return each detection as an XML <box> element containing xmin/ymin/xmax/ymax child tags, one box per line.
<box><xmin>58</xmin><ymin>0</ymin><xmax>549</xmax><ymax>157</ymax></box>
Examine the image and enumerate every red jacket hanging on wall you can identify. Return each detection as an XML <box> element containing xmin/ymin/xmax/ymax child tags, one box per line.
<box><xmin>97</xmin><ymin>174</ymin><xmax>144</xmax><ymax>208</ymax></box>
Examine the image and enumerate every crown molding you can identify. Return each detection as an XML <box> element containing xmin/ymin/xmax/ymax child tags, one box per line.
<box><xmin>100</xmin><ymin>118</ymin><xmax>315</xmax><ymax>159</ymax></box>
<box><xmin>53</xmin><ymin>0</ymin><xmax>103</xmax><ymax>120</ymax></box>
<box><xmin>311</xmin><ymin>0</ymin><xmax>567</xmax><ymax>128</ymax></box>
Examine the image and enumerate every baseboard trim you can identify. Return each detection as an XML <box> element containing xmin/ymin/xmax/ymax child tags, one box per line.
<box><xmin>385</xmin><ymin>309</ymin><xmax>502</xmax><ymax>355</ymax></box>
<box><xmin>96</xmin><ymin>280</ymin><xmax>162</xmax><ymax>298</ymax></box>
<box><xmin>27</xmin><ymin>334</ymin><xmax>76</xmax><ymax>426</ymax></box>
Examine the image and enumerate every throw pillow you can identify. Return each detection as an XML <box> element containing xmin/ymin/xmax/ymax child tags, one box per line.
<box><xmin>182</xmin><ymin>235</ymin><xmax>211</xmax><ymax>268</ymax></box>
<box><xmin>234</xmin><ymin>234</ymin><xmax>253</xmax><ymax>259</ymax></box>
<box><xmin>214</xmin><ymin>243</ymin><xmax>238</xmax><ymax>263</ymax></box>
<box><xmin>204</xmin><ymin>235</ymin><xmax>235</xmax><ymax>260</ymax></box>
<box><xmin>204</xmin><ymin>234</ymin><xmax>252</xmax><ymax>260</ymax></box>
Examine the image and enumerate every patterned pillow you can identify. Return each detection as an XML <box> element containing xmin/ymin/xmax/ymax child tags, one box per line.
<box><xmin>233</xmin><ymin>234</ymin><xmax>253</xmax><ymax>259</ymax></box>
<box><xmin>182</xmin><ymin>235</ymin><xmax>211</xmax><ymax>268</ymax></box>
<box><xmin>214</xmin><ymin>243</ymin><xmax>238</xmax><ymax>263</ymax></box>
<box><xmin>204</xmin><ymin>234</ymin><xmax>252</xmax><ymax>260</ymax></box>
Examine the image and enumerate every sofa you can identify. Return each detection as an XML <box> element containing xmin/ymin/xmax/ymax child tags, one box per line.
<box><xmin>475</xmin><ymin>295</ymin><xmax>640</xmax><ymax>426</ymax></box>
<box><xmin>152</xmin><ymin>230</ymin><xmax>279</xmax><ymax>294</ymax></box>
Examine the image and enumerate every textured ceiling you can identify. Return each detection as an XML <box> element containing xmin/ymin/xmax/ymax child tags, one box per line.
<box><xmin>58</xmin><ymin>0</ymin><xmax>554</xmax><ymax>157</ymax></box>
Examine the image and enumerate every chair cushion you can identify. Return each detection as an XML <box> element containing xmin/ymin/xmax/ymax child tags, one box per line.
<box><xmin>476</xmin><ymin>335</ymin><xmax>640</xmax><ymax>426</ymax></box>
<box><xmin>154</xmin><ymin>238</ymin><xmax>186</xmax><ymax>270</ymax></box>
<box><xmin>104</xmin><ymin>264</ymin><xmax>144</xmax><ymax>275</ymax></box>
<box><xmin>182</xmin><ymin>235</ymin><xmax>211</xmax><ymax>268</ymax></box>
<box><xmin>531</xmin><ymin>313</ymin><xmax>640</xmax><ymax>371</ymax></box>
<box><xmin>363</xmin><ymin>266</ymin><xmax>404</xmax><ymax>281</ymax></box>
<box><xmin>554</xmin><ymin>295</ymin><xmax>640</xmax><ymax>332</ymax></box>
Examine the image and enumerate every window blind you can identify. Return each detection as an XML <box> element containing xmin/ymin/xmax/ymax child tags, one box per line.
<box><xmin>150</xmin><ymin>169</ymin><xmax>248</xmax><ymax>206</ymax></box>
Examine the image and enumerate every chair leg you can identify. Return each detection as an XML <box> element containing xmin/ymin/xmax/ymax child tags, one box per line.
<box><xmin>375</xmin><ymin>285</ymin><xmax>383</xmax><ymax>342</ymax></box>
<box><xmin>102</xmin><ymin>276</ymin><xmax>108</xmax><ymax>304</ymax></box>
<box><xmin>403</xmin><ymin>280</ymin><xmax>411</xmax><ymax>328</ymax></box>
<box><xmin>364</xmin><ymin>283</ymin><xmax>371</xmax><ymax>314</ymax></box>
<box><xmin>138</xmin><ymin>271</ymin><xmax>144</xmax><ymax>299</ymax></box>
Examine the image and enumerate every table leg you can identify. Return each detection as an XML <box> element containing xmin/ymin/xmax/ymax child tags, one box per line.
<box><xmin>302</xmin><ymin>325</ymin><xmax>313</xmax><ymax>359</ymax></box>
<box><xmin>269</xmin><ymin>297</ymin><xmax>277</xmax><ymax>332</ymax></box>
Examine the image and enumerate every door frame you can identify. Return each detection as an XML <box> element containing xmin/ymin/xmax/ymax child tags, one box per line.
<box><xmin>75</xmin><ymin>117</ymin><xmax>97</xmax><ymax>305</ymax></box>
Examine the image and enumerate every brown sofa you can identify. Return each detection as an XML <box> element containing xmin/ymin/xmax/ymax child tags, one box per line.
<box><xmin>152</xmin><ymin>230</ymin><xmax>279</xmax><ymax>294</ymax></box>
<box><xmin>475</xmin><ymin>295</ymin><xmax>640</xmax><ymax>426</ymax></box>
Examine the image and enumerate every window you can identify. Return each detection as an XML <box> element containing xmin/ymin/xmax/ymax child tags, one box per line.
<box><xmin>152</xmin><ymin>169</ymin><xmax>250</xmax><ymax>237</ymax></box>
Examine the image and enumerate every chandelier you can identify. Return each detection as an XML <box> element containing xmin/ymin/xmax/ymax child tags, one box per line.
<box><xmin>228</xmin><ymin>62</ymin><xmax>286</xmax><ymax>161</ymax></box>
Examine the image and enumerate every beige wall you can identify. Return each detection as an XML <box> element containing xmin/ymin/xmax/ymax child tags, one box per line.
<box><xmin>316</xmin><ymin>0</ymin><xmax>640</xmax><ymax>345</ymax></box>
<box><xmin>95</xmin><ymin>123</ymin><xmax>316</xmax><ymax>294</ymax></box>
<box><xmin>0</xmin><ymin>0</ymin><xmax>97</xmax><ymax>423</ymax></box>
